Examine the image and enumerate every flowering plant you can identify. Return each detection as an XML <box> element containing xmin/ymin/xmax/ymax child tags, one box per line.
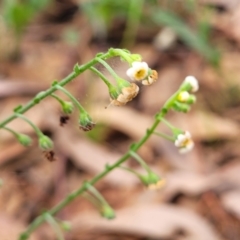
<box><xmin>0</xmin><ymin>48</ymin><xmax>198</xmax><ymax>240</ymax></box>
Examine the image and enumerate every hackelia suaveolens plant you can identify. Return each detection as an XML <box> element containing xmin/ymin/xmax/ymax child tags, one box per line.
<box><xmin>0</xmin><ymin>48</ymin><xmax>201</xmax><ymax>240</ymax></box>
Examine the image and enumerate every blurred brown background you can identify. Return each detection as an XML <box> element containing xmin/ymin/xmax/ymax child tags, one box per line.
<box><xmin>1</xmin><ymin>0</ymin><xmax>240</xmax><ymax>239</ymax></box>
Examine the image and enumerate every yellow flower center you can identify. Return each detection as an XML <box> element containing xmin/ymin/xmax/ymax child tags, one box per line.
<box><xmin>135</xmin><ymin>69</ymin><xmax>147</xmax><ymax>80</ymax></box>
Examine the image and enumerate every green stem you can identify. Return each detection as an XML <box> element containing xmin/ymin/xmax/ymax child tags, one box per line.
<box><xmin>2</xmin><ymin>126</ymin><xmax>19</xmax><ymax>138</ymax></box>
<box><xmin>51</xmin><ymin>93</ymin><xmax>65</xmax><ymax>105</ymax></box>
<box><xmin>129</xmin><ymin>151</ymin><xmax>152</xmax><ymax>173</ymax></box>
<box><xmin>153</xmin><ymin>131</ymin><xmax>175</xmax><ymax>141</ymax></box>
<box><xmin>19</xmin><ymin>96</ymin><xmax>171</xmax><ymax>240</ymax></box>
<box><xmin>83</xmin><ymin>192</ymin><xmax>102</xmax><ymax>208</ymax></box>
<box><xmin>89</xmin><ymin>66</ymin><xmax>113</xmax><ymax>89</ymax></box>
<box><xmin>119</xmin><ymin>166</ymin><xmax>142</xmax><ymax>177</ymax></box>
<box><xmin>44</xmin><ymin>213</ymin><xmax>64</xmax><ymax>240</ymax></box>
<box><xmin>85</xmin><ymin>183</ymin><xmax>109</xmax><ymax>206</ymax></box>
<box><xmin>55</xmin><ymin>85</ymin><xmax>85</xmax><ymax>113</ymax></box>
<box><xmin>0</xmin><ymin>52</ymin><xmax>110</xmax><ymax>130</ymax></box>
<box><xmin>95</xmin><ymin>57</ymin><xmax>121</xmax><ymax>83</ymax></box>
<box><xmin>160</xmin><ymin>117</ymin><xmax>176</xmax><ymax>131</ymax></box>
<box><xmin>15</xmin><ymin>113</ymin><xmax>43</xmax><ymax>137</ymax></box>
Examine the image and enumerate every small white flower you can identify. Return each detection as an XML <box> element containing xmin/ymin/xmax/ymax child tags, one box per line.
<box><xmin>175</xmin><ymin>131</ymin><xmax>194</xmax><ymax>154</ymax></box>
<box><xmin>126</xmin><ymin>61</ymin><xmax>149</xmax><ymax>81</ymax></box>
<box><xmin>184</xmin><ymin>76</ymin><xmax>199</xmax><ymax>92</ymax></box>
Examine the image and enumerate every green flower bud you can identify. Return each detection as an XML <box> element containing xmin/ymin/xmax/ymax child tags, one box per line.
<box><xmin>186</xmin><ymin>95</ymin><xmax>196</xmax><ymax>104</ymax></box>
<box><xmin>100</xmin><ymin>205</ymin><xmax>115</xmax><ymax>219</ymax></box>
<box><xmin>17</xmin><ymin>134</ymin><xmax>32</xmax><ymax>147</ymax></box>
<box><xmin>172</xmin><ymin>102</ymin><xmax>191</xmax><ymax>113</ymax></box>
<box><xmin>139</xmin><ymin>172</ymin><xmax>159</xmax><ymax>186</ymax></box>
<box><xmin>39</xmin><ymin>135</ymin><xmax>53</xmax><ymax>150</ymax></box>
<box><xmin>108</xmin><ymin>86</ymin><xmax>120</xmax><ymax>100</ymax></box>
<box><xmin>129</xmin><ymin>54</ymin><xmax>142</xmax><ymax>62</ymax></box>
<box><xmin>79</xmin><ymin>112</ymin><xmax>95</xmax><ymax>131</ymax></box>
<box><xmin>62</xmin><ymin>101</ymin><xmax>74</xmax><ymax>114</ymax></box>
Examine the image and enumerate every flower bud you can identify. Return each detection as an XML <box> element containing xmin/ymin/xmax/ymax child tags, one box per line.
<box><xmin>79</xmin><ymin>112</ymin><xmax>95</xmax><ymax>131</ymax></box>
<box><xmin>100</xmin><ymin>205</ymin><xmax>115</xmax><ymax>219</ymax></box>
<box><xmin>183</xmin><ymin>76</ymin><xmax>199</xmax><ymax>92</ymax></box>
<box><xmin>39</xmin><ymin>135</ymin><xmax>53</xmax><ymax>150</ymax></box>
<box><xmin>62</xmin><ymin>101</ymin><xmax>74</xmax><ymax>114</ymax></box>
<box><xmin>172</xmin><ymin>102</ymin><xmax>191</xmax><ymax>113</ymax></box>
<box><xmin>177</xmin><ymin>91</ymin><xmax>190</xmax><ymax>102</ymax></box>
<box><xmin>17</xmin><ymin>134</ymin><xmax>32</xmax><ymax>146</ymax></box>
<box><xmin>139</xmin><ymin>172</ymin><xmax>165</xmax><ymax>190</ymax></box>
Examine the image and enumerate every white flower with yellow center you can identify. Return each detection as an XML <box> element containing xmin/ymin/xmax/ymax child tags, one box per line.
<box><xmin>126</xmin><ymin>61</ymin><xmax>149</xmax><ymax>81</ymax></box>
<box><xmin>174</xmin><ymin>131</ymin><xmax>194</xmax><ymax>154</ymax></box>
<box><xmin>184</xmin><ymin>76</ymin><xmax>199</xmax><ymax>92</ymax></box>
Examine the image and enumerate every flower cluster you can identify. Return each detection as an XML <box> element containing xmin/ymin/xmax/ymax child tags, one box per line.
<box><xmin>126</xmin><ymin>61</ymin><xmax>158</xmax><ymax>86</ymax></box>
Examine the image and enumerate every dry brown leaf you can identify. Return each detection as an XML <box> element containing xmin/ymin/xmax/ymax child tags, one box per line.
<box><xmin>0</xmin><ymin>213</ymin><xmax>37</xmax><ymax>240</ymax></box>
<box><xmin>71</xmin><ymin>204</ymin><xmax>222</xmax><ymax>240</ymax></box>
<box><xmin>169</xmin><ymin>111</ymin><xmax>240</xmax><ymax>140</ymax></box>
<box><xmin>221</xmin><ymin>191</ymin><xmax>240</xmax><ymax>219</ymax></box>
<box><xmin>53</xmin><ymin>127</ymin><xmax>138</xmax><ymax>187</ymax></box>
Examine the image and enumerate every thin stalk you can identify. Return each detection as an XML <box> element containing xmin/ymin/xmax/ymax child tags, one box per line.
<box><xmin>51</xmin><ymin>94</ymin><xmax>65</xmax><ymax>105</ymax></box>
<box><xmin>85</xmin><ymin>184</ymin><xmax>109</xmax><ymax>206</ymax></box>
<box><xmin>95</xmin><ymin>57</ymin><xmax>121</xmax><ymax>83</ymax></box>
<box><xmin>119</xmin><ymin>166</ymin><xmax>142</xmax><ymax>177</ymax></box>
<box><xmin>19</xmin><ymin>97</ymin><xmax>172</xmax><ymax>240</ymax></box>
<box><xmin>0</xmin><ymin>52</ymin><xmax>110</xmax><ymax>129</ymax></box>
<box><xmin>55</xmin><ymin>85</ymin><xmax>85</xmax><ymax>113</ymax></box>
<box><xmin>153</xmin><ymin>131</ymin><xmax>175</xmax><ymax>141</ymax></box>
<box><xmin>44</xmin><ymin>213</ymin><xmax>64</xmax><ymax>240</ymax></box>
<box><xmin>129</xmin><ymin>151</ymin><xmax>152</xmax><ymax>173</ymax></box>
<box><xmin>15</xmin><ymin>113</ymin><xmax>43</xmax><ymax>137</ymax></box>
<box><xmin>158</xmin><ymin>117</ymin><xmax>176</xmax><ymax>131</ymax></box>
<box><xmin>2</xmin><ymin>126</ymin><xmax>18</xmax><ymax>138</ymax></box>
<box><xmin>83</xmin><ymin>192</ymin><xmax>102</xmax><ymax>208</ymax></box>
<box><xmin>89</xmin><ymin>66</ymin><xmax>113</xmax><ymax>88</ymax></box>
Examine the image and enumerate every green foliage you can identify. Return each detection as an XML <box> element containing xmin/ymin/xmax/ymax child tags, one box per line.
<box><xmin>79</xmin><ymin>0</ymin><xmax>220</xmax><ymax>65</ymax></box>
<box><xmin>152</xmin><ymin>9</ymin><xmax>220</xmax><ymax>66</ymax></box>
<box><xmin>1</xmin><ymin>0</ymin><xmax>50</xmax><ymax>36</ymax></box>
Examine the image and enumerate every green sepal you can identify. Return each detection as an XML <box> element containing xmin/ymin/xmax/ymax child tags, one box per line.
<box><xmin>13</xmin><ymin>105</ymin><xmax>23</xmax><ymax>112</ymax></box>
<box><xmin>39</xmin><ymin>135</ymin><xmax>53</xmax><ymax>150</ymax></box>
<box><xmin>51</xmin><ymin>80</ymin><xmax>58</xmax><ymax>86</ymax></box>
<box><xmin>73</xmin><ymin>63</ymin><xmax>80</xmax><ymax>74</ymax></box>
<box><xmin>100</xmin><ymin>205</ymin><xmax>115</xmax><ymax>220</ymax></box>
<box><xmin>17</xmin><ymin>134</ymin><xmax>32</xmax><ymax>146</ymax></box>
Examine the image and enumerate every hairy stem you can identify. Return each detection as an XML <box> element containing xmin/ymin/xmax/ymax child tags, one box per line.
<box><xmin>19</xmin><ymin>105</ymin><xmax>170</xmax><ymax>239</ymax></box>
<box><xmin>0</xmin><ymin>52</ymin><xmax>110</xmax><ymax>129</ymax></box>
